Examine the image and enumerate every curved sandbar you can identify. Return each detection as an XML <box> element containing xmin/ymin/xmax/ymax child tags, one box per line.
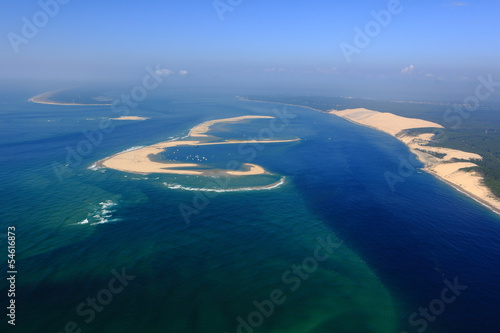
<box><xmin>29</xmin><ymin>90</ymin><xmax>113</xmax><ymax>106</ymax></box>
<box><xmin>100</xmin><ymin>116</ymin><xmax>300</xmax><ymax>176</ymax></box>
<box><xmin>189</xmin><ymin>115</ymin><xmax>274</xmax><ymax>137</ymax></box>
<box><xmin>329</xmin><ymin>108</ymin><xmax>500</xmax><ymax>214</ymax></box>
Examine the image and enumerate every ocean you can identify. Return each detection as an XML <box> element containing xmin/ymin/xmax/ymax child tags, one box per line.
<box><xmin>1</xmin><ymin>91</ymin><xmax>499</xmax><ymax>333</ymax></box>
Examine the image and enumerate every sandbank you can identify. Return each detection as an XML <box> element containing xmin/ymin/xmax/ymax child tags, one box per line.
<box><xmin>110</xmin><ymin>116</ymin><xmax>150</xmax><ymax>121</ymax></box>
<box><xmin>189</xmin><ymin>115</ymin><xmax>274</xmax><ymax>137</ymax></box>
<box><xmin>99</xmin><ymin>116</ymin><xmax>300</xmax><ymax>177</ymax></box>
<box><xmin>29</xmin><ymin>90</ymin><xmax>113</xmax><ymax>106</ymax></box>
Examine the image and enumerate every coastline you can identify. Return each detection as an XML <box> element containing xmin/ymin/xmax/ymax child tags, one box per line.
<box><xmin>329</xmin><ymin>108</ymin><xmax>500</xmax><ymax>215</ymax></box>
<box><xmin>242</xmin><ymin>98</ymin><xmax>500</xmax><ymax>215</ymax></box>
<box><xmin>98</xmin><ymin>115</ymin><xmax>300</xmax><ymax>177</ymax></box>
<box><xmin>425</xmin><ymin>167</ymin><xmax>500</xmax><ymax>215</ymax></box>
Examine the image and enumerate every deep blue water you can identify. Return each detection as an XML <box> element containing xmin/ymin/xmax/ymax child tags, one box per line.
<box><xmin>0</xmin><ymin>92</ymin><xmax>499</xmax><ymax>332</ymax></box>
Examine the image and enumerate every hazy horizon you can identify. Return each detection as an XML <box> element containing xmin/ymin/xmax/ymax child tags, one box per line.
<box><xmin>1</xmin><ymin>0</ymin><xmax>499</xmax><ymax>102</ymax></box>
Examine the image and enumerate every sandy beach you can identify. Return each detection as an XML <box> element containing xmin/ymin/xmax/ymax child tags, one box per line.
<box><xmin>330</xmin><ymin>108</ymin><xmax>500</xmax><ymax>214</ymax></box>
<box><xmin>100</xmin><ymin>116</ymin><xmax>299</xmax><ymax>177</ymax></box>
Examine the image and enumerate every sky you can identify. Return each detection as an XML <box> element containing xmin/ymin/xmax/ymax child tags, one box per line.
<box><xmin>1</xmin><ymin>0</ymin><xmax>499</xmax><ymax>100</ymax></box>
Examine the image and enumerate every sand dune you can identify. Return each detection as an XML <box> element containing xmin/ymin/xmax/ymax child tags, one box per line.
<box><xmin>330</xmin><ymin>108</ymin><xmax>500</xmax><ymax>214</ymax></box>
<box><xmin>330</xmin><ymin>108</ymin><xmax>443</xmax><ymax>136</ymax></box>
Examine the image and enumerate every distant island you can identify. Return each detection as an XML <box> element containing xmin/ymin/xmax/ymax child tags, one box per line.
<box><xmin>29</xmin><ymin>89</ymin><xmax>113</xmax><ymax>106</ymax></box>
<box><xmin>243</xmin><ymin>96</ymin><xmax>500</xmax><ymax>215</ymax></box>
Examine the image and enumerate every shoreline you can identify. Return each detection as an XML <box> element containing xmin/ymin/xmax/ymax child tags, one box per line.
<box><xmin>328</xmin><ymin>109</ymin><xmax>500</xmax><ymax>215</ymax></box>
<box><xmin>242</xmin><ymin>98</ymin><xmax>500</xmax><ymax>215</ymax></box>
<box><xmin>98</xmin><ymin>115</ymin><xmax>300</xmax><ymax>177</ymax></box>
<box><xmin>425</xmin><ymin>168</ymin><xmax>500</xmax><ymax>216</ymax></box>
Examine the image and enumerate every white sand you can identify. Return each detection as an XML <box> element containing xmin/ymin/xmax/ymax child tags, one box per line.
<box><xmin>110</xmin><ymin>116</ymin><xmax>149</xmax><ymax>121</ymax></box>
<box><xmin>330</xmin><ymin>108</ymin><xmax>443</xmax><ymax>136</ymax></box>
<box><xmin>189</xmin><ymin>115</ymin><xmax>274</xmax><ymax>137</ymax></box>
<box><xmin>100</xmin><ymin>116</ymin><xmax>299</xmax><ymax>177</ymax></box>
<box><xmin>398</xmin><ymin>133</ymin><xmax>482</xmax><ymax>163</ymax></box>
<box><xmin>101</xmin><ymin>139</ymin><xmax>298</xmax><ymax>176</ymax></box>
<box><xmin>330</xmin><ymin>108</ymin><xmax>500</xmax><ymax>214</ymax></box>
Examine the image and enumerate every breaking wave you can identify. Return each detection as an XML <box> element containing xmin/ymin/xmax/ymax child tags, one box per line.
<box><xmin>163</xmin><ymin>177</ymin><xmax>286</xmax><ymax>192</ymax></box>
<box><xmin>74</xmin><ymin>200</ymin><xmax>121</xmax><ymax>225</ymax></box>
<box><xmin>119</xmin><ymin>146</ymin><xmax>144</xmax><ymax>153</ymax></box>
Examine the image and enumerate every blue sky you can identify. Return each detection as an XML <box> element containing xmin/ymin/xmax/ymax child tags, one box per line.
<box><xmin>1</xmin><ymin>0</ymin><xmax>499</xmax><ymax>99</ymax></box>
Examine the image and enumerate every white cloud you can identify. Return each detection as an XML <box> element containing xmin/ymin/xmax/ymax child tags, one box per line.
<box><xmin>401</xmin><ymin>65</ymin><xmax>415</xmax><ymax>74</ymax></box>
<box><xmin>178</xmin><ymin>70</ymin><xmax>189</xmax><ymax>76</ymax></box>
<box><xmin>155</xmin><ymin>69</ymin><xmax>175</xmax><ymax>76</ymax></box>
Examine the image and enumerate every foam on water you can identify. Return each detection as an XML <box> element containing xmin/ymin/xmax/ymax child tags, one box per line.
<box><xmin>120</xmin><ymin>146</ymin><xmax>144</xmax><ymax>153</ymax></box>
<box><xmin>100</xmin><ymin>200</ymin><xmax>117</xmax><ymax>209</ymax></box>
<box><xmin>163</xmin><ymin>176</ymin><xmax>286</xmax><ymax>192</ymax></box>
<box><xmin>170</xmin><ymin>134</ymin><xmax>189</xmax><ymax>141</ymax></box>
<box><xmin>87</xmin><ymin>163</ymin><xmax>103</xmax><ymax>171</ymax></box>
<box><xmin>74</xmin><ymin>200</ymin><xmax>121</xmax><ymax>225</ymax></box>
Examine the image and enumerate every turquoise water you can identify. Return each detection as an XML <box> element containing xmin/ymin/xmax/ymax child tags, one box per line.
<box><xmin>1</xmin><ymin>92</ymin><xmax>500</xmax><ymax>332</ymax></box>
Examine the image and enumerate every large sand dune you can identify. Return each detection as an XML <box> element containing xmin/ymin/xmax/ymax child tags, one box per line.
<box><xmin>330</xmin><ymin>108</ymin><xmax>500</xmax><ymax>214</ymax></box>
<box><xmin>331</xmin><ymin>108</ymin><xmax>443</xmax><ymax>136</ymax></box>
